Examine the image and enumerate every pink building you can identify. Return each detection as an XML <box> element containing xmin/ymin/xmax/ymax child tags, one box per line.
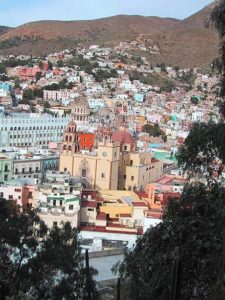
<box><xmin>18</xmin><ymin>67</ymin><xmax>41</xmax><ymax>80</ymax></box>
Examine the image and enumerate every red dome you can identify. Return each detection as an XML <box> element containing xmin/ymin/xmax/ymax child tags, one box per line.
<box><xmin>112</xmin><ymin>131</ymin><xmax>134</xmax><ymax>145</ymax></box>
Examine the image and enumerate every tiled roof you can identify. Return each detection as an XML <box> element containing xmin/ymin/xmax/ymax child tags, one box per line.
<box><xmin>120</xmin><ymin>214</ymin><xmax>132</xmax><ymax>218</ymax></box>
<box><xmin>96</xmin><ymin>212</ymin><xmax>106</xmax><ymax>220</ymax></box>
<box><xmin>112</xmin><ymin>131</ymin><xmax>134</xmax><ymax>144</ymax></box>
<box><xmin>81</xmin><ymin>201</ymin><xmax>96</xmax><ymax>208</ymax></box>
<box><xmin>132</xmin><ymin>201</ymin><xmax>148</xmax><ymax>207</ymax></box>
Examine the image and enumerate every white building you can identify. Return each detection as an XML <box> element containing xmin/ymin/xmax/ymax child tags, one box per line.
<box><xmin>37</xmin><ymin>192</ymin><xmax>80</xmax><ymax>228</ymax></box>
<box><xmin>43</xmin><ymin>89</ymin><xmax>78</xmax><ymax>101</ymax></box>
<box><xmin>0</xmin><ymin>113</ymin><xmax>70</xmax><ymax>147</ymax></box>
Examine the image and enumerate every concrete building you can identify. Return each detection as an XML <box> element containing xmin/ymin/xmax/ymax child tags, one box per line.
<box><xmin>0</xmin><ymin>182</ymin><xmax>34</xmax><ymax>207</ymax></box>
<box><xmin>60</xmin><ymin>121</ymin><xmax>120</xmax><ymax>190</ymax></box>
<box><xmin>0</xmin><ymin>113</ymin><xmax>70</xmax><ymax>148</ymax></box>
<box><xmin>43</xmin><ymin>89</ymin><xmax>78</xmax><ymax>101</ymax></box>
<box><xmin>0</xmin><ymin>155</ymin><xmax>13</xmax><ymax>182</ymax></box>
<box><xmin>70</xmin><ymin>96</ymin><xmax>90</xmax><ymax>125</ymax></box>
<box><xmin>37</xmin><ymin>190</ymin><xmax>80</xmax><ymax>228</ymax></box>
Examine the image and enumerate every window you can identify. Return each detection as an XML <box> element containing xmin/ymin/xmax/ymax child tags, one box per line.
<box><xmin>130</xmin><ymin>160</ymin><xmax>133</xmax><ymax>166</ymax></box>
<box><xmin>131</xmin><ymin>176</ymin><xmax>134</xmax><ymax>181</ymax></box>
<box><xmin>60</xmin><ymin>200</ymin><xmax>63</xmax><ymax>206</ymax></box>
<box><xmin>53</xmin><ymin>221</ymin><xmax>57</xmax><ymax>227</ymax></box>
<box><xmin>82</xmin><ymin>169</ymin><xmax>86</xmax><ymax>177</ymax></box>
<box><xmin>69</xmin><ymin>204</ymin><xmax>74</xmax><ymax>210</ymax></box>
<box><xmin>0</xmin><ymin>192</ymin><xmax>3</xmax><ymax>197</ymax></box>
<box><xmin>9</xmin><ymin>195</ymin><xmax>13</xmax><ymax>200</ymax></box>
<box><xmin>53</xmin><ymin>200</ymin><xmax>56</xmax><ymax>206</ymax></box>
<box><xmin>28</xmin><ymin>192</ymin><xmax>33</xmax><ymax>198</ymax></box>
<box><xmin>124</xmin><ymin>175</ymin><xmax>126</xmax><ymax>179</ymax></box>
<box><xmin>4</xmin><ymin>175</ymin><xmax>8</xmax><ymax>181</ymax></box>
<box><xmin>64</xmin><ymin>168</ymin><xmax>67</xmax><ymax>172</ymax></box>
<box><xmin>101</xmin><ymin>173</ymin><xmax>105</xmax><ymax>178</ymax></box>
<box><xmin>87</xmin><ymin>208</ymin><xmax>94</xmax><ymax>211</ymax></box>
<box><xmin>124</xmin><ymin>145</ymin><xmax>127</xmax><ymax>150</ymax></box>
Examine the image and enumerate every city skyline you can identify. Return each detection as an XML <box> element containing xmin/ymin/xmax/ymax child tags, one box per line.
<box><xmin>0</xmin><ymin>0</ymin><xmax>213</xmax><ymax>27</ymax></box>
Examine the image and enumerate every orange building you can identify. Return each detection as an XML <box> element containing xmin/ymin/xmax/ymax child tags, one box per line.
<box><xmin>80</xmin><ymin>133</ymin><xmax>95</xmax><ymax>151</ymax></box>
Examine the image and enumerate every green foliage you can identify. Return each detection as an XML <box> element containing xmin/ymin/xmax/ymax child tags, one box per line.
<box><xmin>159</xmin><ymin>80</ymin><xmax>176</xmax><ymax>93</ymax></box>
<box><xmin>176</xmin><ymin>122</ymin><xmax>225</xmax><ymax>176</ymax></box>
<box><xmin>115</xmin><ymin>183</ymin><xmax>225</xmax><ymax>300</ymax></box>
<box><xmin>0</xmin><ymin>74</ymin><xmax>9</xmax><ymax>81</ymax></box>
<box><xmin>156</xmin><ymin>62</ymin><xmax>166</xmax><ymax>72</ymax></box>
<box><xmin>35</xmin><ymin>71</ymin><xmax>42</xmax><ymax>82</ymax></box>
<box><xmin>0</xmin><ymin>58</ymin><xmax>32</xmax><ymax>74</ymax></box>
<box><xmin>190</xmin><ymin>96</ymin><xmax>200</xmax><ymax>105</ymax></box>
<box><xmin>178</xmin><ymin>69</ymin><xmax>196</xmax><ymax>86</ymax></box>
<box><xmin>211</xmin><ymin>1</ymin><xmax>225</xmax><ymax>116</ymax></box>
<box><xmin>142</xmin><ymin>123</ymin><xmax>164</xmax><ymax>137</ymax></box>
<box><xmin>22</xmin><ymin>88</ymin><xmax>34</xmax><ymax>101</ymax></box>
<box><xmin>65</xmin><ymin>56</ymin><xmax>99</xmax><ymax>74</ymax></box>
<box><xmin>43</xmin><ymin>101</ymin><xmax>50</xmax><ymax>109</ymax></box>
<box><xmin>57</xmin><ymin>60</ymin><xmax>64</xmax><ymax>68</ymax></box>
<box><xmin>44</xmin><ymin>79</ymin><xmax>68</xmax><ymax>91</ymax></box>
<box><xmin>94</xmin><ymin>69</ymin><xmax>118</xmax><ymax>82</ymax></box>
<box><xmin>0</xmin><ymin>199</ymin><xmax>98</xmax><ymax>299</ymax></box>
<box><xmin>14</xmin><ymin>77</ymin><xmax>20</xmax><ymax>89</ymax></box>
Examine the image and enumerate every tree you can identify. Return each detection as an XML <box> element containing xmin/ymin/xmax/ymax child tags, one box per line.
<box><xmin>113</xmin><ymin>3</ymin><xmax>225</xmax><ymax>299</ymax></box>
<box><xmin>0</xmin><ymin>199</ymin><xmax>98</xmax><ymax>299</ymax></box>
<box><xmin>142</xmin><ymin>123</ymin><xmax>163</xmax><ymax>137</ymax></box>
<box><xmin>43</xmin><ymin>101</ymin><xmax>50</xmax><ymax>109</ymax></box>
<box><xmin>57</xmin><ymin>60</ymin><xmax>64</xmax><ymax>68</ymax></box>
<box><xmin>38</xmin><ymin>60</ymin><xmax>43</xmax><ymax>70</ymax></box>
<box><xmin>48</xmin><ymin>61</ymin><xmax>53</xmax><ymax>70</ymax></box>
<box><xmin>22</xmin><ymin>89</ymin><xmax>34</xmax><ymax>101</ymax></box>
<box><xmin>211</xmin><ymin>0</ymin><xmax>225</xmax><ymax>116</ymax></box>
<box><xmin>35</xmin><ymin>71</ymin><xmax>42</xmax><ymax>82</ymax></box>
<box><xmin>176</xmin><ymin>122</ymin><xmax>225</xmax><ymax>177</ymax></box>
<box><xmin>14</xmin><ymin>76</ymin><xmax>20</xmax><ymax>89</ymax></box>
<box><xmin>115</xmin><ymin>183</ymin><xmax>225</xmax><ymax>300</ymax></box>
<box><xmin>190</xmin><ymin>96</ymin><xmax>200</xmax><ymax>105</ymax></box>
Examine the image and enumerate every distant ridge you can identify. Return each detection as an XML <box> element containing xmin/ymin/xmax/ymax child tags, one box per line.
<box><xmin>0</xmin><ymin>26</ymin><xmax>12</xmax><ymax>36</ymax></box>
<box><xmin>0</xmin><ymin>3</ymin><xmax>219</xmax><ymax>68</ymax></box>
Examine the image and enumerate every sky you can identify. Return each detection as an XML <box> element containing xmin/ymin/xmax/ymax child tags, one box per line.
<box><xmin>0</xmin><ymin>0</ymin><xmax>213</xmax><ymax>27</ymax></box>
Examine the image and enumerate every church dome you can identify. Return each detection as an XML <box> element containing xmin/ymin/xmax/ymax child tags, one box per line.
<box><xmin>112</xmin><ymin>131</ymin><xmax>134</xmax><ymax>145</ymax></box>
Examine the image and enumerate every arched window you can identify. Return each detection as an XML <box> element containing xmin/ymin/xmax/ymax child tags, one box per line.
<box><xmin>65</xmin><ymin>135</ymin><xmax>68</xmax><ymax>142</ymax></box>
<box><xmin>69</xmin><ymin>136</ymin><xmax>72</xmax><ymax>142</ymax></box>
<box><xmin>69</xmin><ymin>127</ymin><xmax>71</xmax><ymax>133</ymax></box>
<box><xmin>77</xmin><ymin>108</ymin><xmax>80</xmax><ymax>113</ymax></box>
<box><xmin>63</xmin><ymin>145</ymin><xmax>67</xmax><ymax>150</ymax></box>
<box><xmin>68</xmin><ymin>145</ymin><xmax>72</xmax><ymax>151</ymax></box>
<box><xmin>82</xmin><ymin>169</ymin><xmax>86</xmax><ymax>177</ymax></box>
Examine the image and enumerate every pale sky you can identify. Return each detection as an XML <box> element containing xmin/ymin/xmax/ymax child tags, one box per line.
<box><xmin>0</xmin><ymin>0</ymin><xmax>213</xmax><ymax>27</ymax></box>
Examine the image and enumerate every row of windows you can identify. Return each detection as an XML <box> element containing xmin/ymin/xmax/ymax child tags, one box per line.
<box><xmin>73</xmin><ymin>108</ymin><xmax>87</xmax><ymax>113</ymax></box>
<box><xmin>6</xmin><ymin>126</ymin><xmax>65</xmax><ymax>131</ymax></box>
<box><xmin>9</xmin><ymin>140</ymin><xmax>49</xmax><ymax>146</ymax></box>
<box><xmin>10</xmin><ymin>133</ymin><xmax>63</xmax><ymax>138</ymax></box>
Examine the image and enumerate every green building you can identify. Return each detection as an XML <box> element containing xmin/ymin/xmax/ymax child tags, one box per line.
<box><xmin>0</xmin><ymin>156</ymin><xmax>13</xmax><ymax>182</ymax></box>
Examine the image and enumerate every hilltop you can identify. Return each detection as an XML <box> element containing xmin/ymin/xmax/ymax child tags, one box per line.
<box><xmin>0</xmin><ymin>3</ymin><xmax>219</xmax><ymax>68</ymax></box>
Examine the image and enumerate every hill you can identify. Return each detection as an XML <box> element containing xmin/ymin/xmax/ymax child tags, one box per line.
<box><xmin>0</xmin><ymin>26</ymin><xmax>12</xmax><ymax>36</ymax></box>
<box><xmin>0</xmin><ymin>3</ymin><xmax>219</xmax><ymax>68</ymax></box>
<box><xmin>157</xmin><ymin>3</ymin><xmax>219</xmax><ymax>68</ymax></box>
